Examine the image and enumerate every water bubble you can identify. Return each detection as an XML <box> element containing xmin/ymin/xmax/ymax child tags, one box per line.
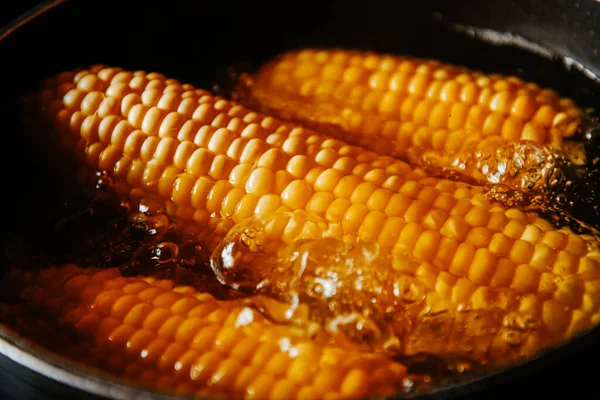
<box><xmin>555</xmin><ymin>193</ymin><xmax>568</xmax><ymax>205</ymax></box>
<box><xmin>393</xmin><ymin>276</ymin><xmax>426</xmax><ymax>305</ymax></box>
<box><xmin>152</xmin><ymin>242</ymin><xmax>179</xmax><ymax>264</ymax></box>
<box><xmin>326</xmin><ymin>312</ymin><xmax>386</xmax><ymax>344</ymax></box>
<box><xmin>94</xmin><ymin>172</ymin><xmax>113</xmax><ymax>191</ymax></box>
<box><xmin>240</xmin><ymin>227</ymin><xmax>264</xmax><ymax>252</ymax></box>
<box><xmin>210</xmin><ymin>216</ymin><xmax>275</xmax><ymax>290</ymax></box>
<box><xmin>209</xmin><ymin>211</ymin><xmax>418</xmax><ymax>351</ymax></box>
<box><xmin>138</xmin><ymin>197</ymin><xmax>164</xmax><ymax>217</ymax></box>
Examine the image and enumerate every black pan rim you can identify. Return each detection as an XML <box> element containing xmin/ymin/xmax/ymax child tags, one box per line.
<box><xmin>0</xmin><ymin>0</ymin><xmax>65</xmax><ymax>42</ymax></box>
<box><xmin>0</xmin><ymin>322</ymin><xmax>196</xmax><ymax>400</ymax></box>
<box><xmin>0</xmin><ymin>1</ymin><xmax>599</xmax><ymax>399</ymax></box>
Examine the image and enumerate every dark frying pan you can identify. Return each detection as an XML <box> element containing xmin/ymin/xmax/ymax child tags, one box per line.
<box><xmin>1</xmin><ymin>0</ymin><xmax>600</xmax><ymax>399</ymax></box>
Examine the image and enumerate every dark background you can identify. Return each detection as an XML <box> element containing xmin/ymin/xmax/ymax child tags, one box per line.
<box><xmin>0</xmin><ymin>1</ymin><xmax>41</xmax><ymax>26</ymax></box>
<box><xmin>1</xmin><ymin>0</ymin><xmax>600</xmax><ymax>399</ymax></box>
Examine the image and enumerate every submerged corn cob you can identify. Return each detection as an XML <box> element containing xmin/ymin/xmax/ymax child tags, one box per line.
<box><xmin>4</xmin><ymin>265</ymin><xmax>406</xmax><ymax>399</ymax></box>
<box><xmin>240</xmin><ymin>49</ymin><xmax>585</xmax><ymax>190</ymax></box>
<box><xmin>209</xmin><ymin>209</ymin><xmax>600</xmax><ymax>362</ymax></box>
<box><xmin>31</xmin><ymin>65</ymin><xmax>600</xmax><ymax>344</ymax></box>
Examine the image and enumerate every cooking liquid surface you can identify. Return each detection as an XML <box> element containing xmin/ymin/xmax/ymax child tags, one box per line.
<box><xmin>3</xmin><ymin>164</ymin><xmax>600</xmax><ymax>397</ymax></box>
<box><xmin>3</xmin><ymin>30</ymin><xmax>600</xmax><ymax>398</ymax></box>
<box><xmin>0</xmin><ymin>176</ymin><xmax>568</xmax><ymax>393</ymax></box>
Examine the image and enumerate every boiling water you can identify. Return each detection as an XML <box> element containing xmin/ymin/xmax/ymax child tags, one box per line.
<box><xmin>3</xmin><ymin>28</ymin><xmax>600</xmax><ymax>397</ymax></box>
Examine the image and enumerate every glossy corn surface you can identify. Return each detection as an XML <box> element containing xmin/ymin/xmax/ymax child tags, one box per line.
<box><xmin>33</xmin><ymin>66</ymin><xmax>600</xmax><ymax>330</ymax></box>
<box><xmin>3</xmin><ymin>265</ymin><xmax>406</xmax><ymax>399</ymax></box>
<box><xmin>241</xmin><ymin>49</ymin><xmax>585</xmax><ymax>189</ymax></box>
<box><xmin>14</xmin><ymin>65</ymin><xmax>600</xmax><ymax>396</ymax></box>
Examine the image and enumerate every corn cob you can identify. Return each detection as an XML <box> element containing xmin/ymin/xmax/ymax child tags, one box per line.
<box><xmin>20</xmin><ymin>64</ymin><xmax>600</xmax><ymax>381</ymax></box>
<box><xmin>3</xmin><ymin>264</ymin><xmax>406</xmax><ymax>399</ymax></box>
<box><xmin>31</xmin><ymin>65</ymin><xmax>600</xmax><ymax>338</ymax></box>
<box><xmin>239</xmin><ymin>49</ymin><xmax>586</xmax><ymax>191</ymax></box>
<box><xmin>210</xmin><ymin>209</ymin><xmax>600</xmax><ymax>363</ymax></box>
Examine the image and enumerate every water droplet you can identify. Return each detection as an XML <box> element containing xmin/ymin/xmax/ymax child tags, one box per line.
<box><xmin>240</xmin><ymin>228</ymin><xmax>264</xmax><ymax>252</ymax></box>
<box><xmin>454</xmin><ymin>361</ymin><xmax>472</xmax><ymax>373</ymax></box>
<box><xmin>393</xmin><ymin>276</ymin><xmax>426</xmax><ymax>305</ymax></box>
<box><xmin>556</xmin><ymin>193</ymin><xmax>568</xmax><ymax>205</ymax></box>
<box><xmin>153</xmin><ymin>242</ymin><xmax>179</xmax><ymax>264</ymax></box>
<box><xmin>94</xmin><ymin>172</ymin><xmax>113</xmax><ymax>191</ymax></box>
<box><xmin>326</xmin><ymin>312</ymin><xmax>385</xmax><ymax>344</ymax></box>
<box><xmin>138</xmin><ymin>197</ymin><xmax>164</xmax><ymax>217</ymax></box>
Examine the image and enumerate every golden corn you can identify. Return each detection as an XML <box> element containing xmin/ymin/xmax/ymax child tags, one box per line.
<box><xmin>4</xmin><ymin>264</ymin><xmax>406</xmax><ymax>399</ymax></box>
<box><xmin>209</xmin><ymin>209</ymin><xmax>600</xmax><ymax>362</ymax></box>
<box><xmin>241</xmin><ymin>49</ymin><xmax>585</xmax><ymax>188</ymax></box>
<box><xmin>33</xmin><ymin>65</ymin><xmax>600</xmax><ymax>301</ymax></box>
<box><xmin>23</xmin><ymin>65</ymin><xmax>600</xmax><ymax>374</ymax></box>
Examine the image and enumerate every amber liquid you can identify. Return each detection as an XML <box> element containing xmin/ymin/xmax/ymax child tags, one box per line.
<box><xmin>4</xmin><ymin>39</ymin><xmax>600</xmax><ymax>397</ymax></box>
<box><xmin>1</xmin><ymin>129</ymin><xmax>599</xmax><ymax>397</ymax></box>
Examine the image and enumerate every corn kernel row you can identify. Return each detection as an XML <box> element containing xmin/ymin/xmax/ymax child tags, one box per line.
<box><xmin>6</xmin><ymin>265</ymin><xmax>407</xmax><ymax>399</ymax></box>
<box><xmin>22</xmin><ymin>65</ymin><xmax>600</xmax><ymax>375</ymax></box>
<box><xmin>254</xmin><ymin>49</ymin><xmax>581</xmax><ymax>139</ymax></box>
<box><xmin>242</xmin><ymin>49</ymin><xmax>584</xmax><ymax>188</ymax></box>
<box><xmin>34</xmin><ymin>65</ymin><xmax>600</xmax><ymax>298</ymax></box>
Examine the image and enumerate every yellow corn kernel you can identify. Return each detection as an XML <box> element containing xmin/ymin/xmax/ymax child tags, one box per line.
<box><xmin>31</xmin><ymin>66</ymin><xmax>600</xmax><ymax>352</ymax></box>
<box><xmin>244</xmin><ymin>49</ymin><xmax>583</xmax><ymax>191</ymax></box>
<box><xmin>6</xmin><ymin>266</ymin><xmax>405</xmax><ymax>399</ymax></box>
